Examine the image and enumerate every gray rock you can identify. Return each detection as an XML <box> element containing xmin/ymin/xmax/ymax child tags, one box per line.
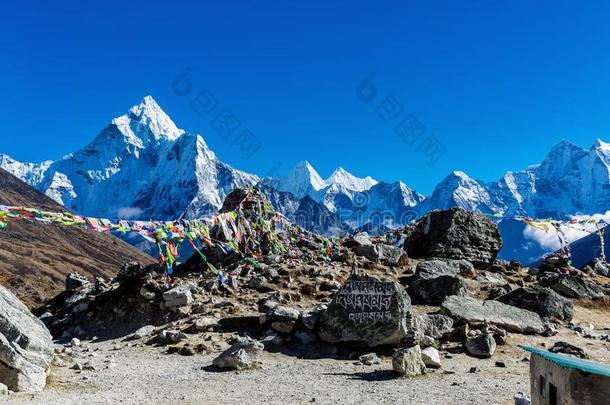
<box><xmin>162</xmin><ymin>285</ymin><xmax>193</xmax><ymax>308</ymax></box>
<box><xmin>440</xmin><ymin>296</ymin><xmax>545</xmax><ymax>334</ymax></box>
<box><xmin>359</xmin><ymin>352</ymin><xmax>381</xmax><ymax>365</ymax></box>
<box><xmin>465</xmin><ymin>333</ymin><xmax>496</xmax><ymax>358</ymax></box>
<box><xmin>344</xmin><ymin>232</ymin><xmax>373</xmax><ymax>248</ymax></box>
<box><xmin>403</xmin><ymin>208</ymin><xmax>502</xmax><ymax>267</ymax></box>
<box><xmin>318</xmin><ymin>274</ymin><xmax>416</xmax><ymax>347</ymax></box>
<box><xmin>421</xmin><ymin>346</ymin><xmax>442</xmax><ymax>368</ymax></box>
<box><xmin>415</xmin><ymin>314</ymin><xmax>454</xmax><ymax>340</ymax></box>
<box><xmin>354</xmin><ymin>244</ymin><xmax>379</xmax><ymax>261</ymax></box>
<box><xmin>212</xmin><ymin>337</ymin><xmax>263</xmax><ymax>370</ymax></box>
<box><xmin>408</xmin><ymin>260</ymin><xmax>468</xmax><ymax>305</ymax></box>
<box><xmin>592</xmin><ymin>259</ymin><xmax>609</xmax><ymax>277</ymax></box>
<box><xmin>65</xmin><ymin>272</ymin><xmax>91</xmax><ymax>292</ymax></box>
<box><xmin>0</xmin><ymin>285</ymin><xmax>54</xmax><ymax>392</ymax></box>
<box><xmin>194</xmin><ymin>317</ymin><xmax>219</xmax><ymax>332</ymax></box>
<box><xmin>157</xmin><ymin>330</ymin><xmax>187</xmax><ymax>345</ymax></box>
<box><xmin>260</xmin><ymin>306</ymin><xmax>300</xmax><ymax>324</ymax></box>
<box><xmin>392</xmin><ymin>345</ymin><xmax>427</xmax><ymax>377</ymax></box>
<box><xmin>377</xmin><ymin>244</ymin><xmax>409</xmax><ymax>266</ymax></box>
<box><xmin>476</xmin><ymin>271</ymin><xmax>508</xmax><ymax>289</ymax></box>
<box><xmin>541</xmin><ymin>274</ymin><xmax>606</xmax><ymax>299</ymax></box>
<box><xmin>132</xmin><ymin>325</ymin><xmax>157</xmax><ymax>340</ymax></box>
<box><xmin>496</xmin><ymin>286</ymin><xmax>573</xmax><ymax>321</ymax></box>
<box><xmin>416</xmin><ymin>259</ymin><xmax>475</xmax><ymax>277</ymax></box>
<box><xmin>0</xmin><ymin>382</ymin><xmax>7</xmax><ymax>395</ymax></box>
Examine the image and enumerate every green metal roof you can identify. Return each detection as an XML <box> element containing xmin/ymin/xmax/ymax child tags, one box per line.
<box><xmin>521</xmin><ymin>345</ymin><xmax>610</xmax><ymax>378</ymax></box>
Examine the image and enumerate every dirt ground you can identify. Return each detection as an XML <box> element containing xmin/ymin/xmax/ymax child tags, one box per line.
<box><xmin>5</xmin><ymin>305</ymin><xmax>609</xmax><ymax>405</ymax></box>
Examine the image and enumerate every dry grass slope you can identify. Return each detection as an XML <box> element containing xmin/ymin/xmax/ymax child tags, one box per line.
<box><xmin>0</xmin><ymin>168</ymin><xmax>154</xmax><ymax>307</ymax></box>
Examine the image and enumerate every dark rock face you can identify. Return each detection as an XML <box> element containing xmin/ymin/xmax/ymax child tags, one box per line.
<box><xmin>540</xmin><ymin>274</ymin><xmax>606</xmax><ymax>299</ymax></box>
<box><xmin>403</xmin><ymin>208</ymin><xmax>502</xmax><ymax>267</ymax></box>
<box><xmin>496</xmin><ymin>286</ymin><xmax>573</xmax><ymax>321</ymax></box>
<box><xmin>318</xmin><ymin>274</ymin><xmax>415</xmax><ymax>347</ymax></box>
<box><xmin>407</xmin><ymin>259</ymin><xmax>468</xmax><ymax>305</ymax></box>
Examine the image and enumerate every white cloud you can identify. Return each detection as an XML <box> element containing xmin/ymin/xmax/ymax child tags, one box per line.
<box><xmin>522</xmin><ymin>211</ymin><xmax>610</xmax><ymax>252</ymax></box>
<box><xmin>117</xmin><ymin>207</ymin><xmax>144</xmax><ymax>219</ymax></box>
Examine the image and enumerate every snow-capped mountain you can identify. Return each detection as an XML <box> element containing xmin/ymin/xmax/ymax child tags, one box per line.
<box><xmin>268</xmin><ymin>161</ymin><xmax>326</xmax><ymax>200</ymax></box>
<box><xmin>2</xmin><ymin>96</ymin><xmax>259</xmax><ymax>219</ymax></box>
<box><xmin>3</xmin><ymin>94</ymin><xmax>610</xmax><ymax>263</ymax></box>
<box><xmin>0</xmin><ymin>154</ymin><xmax>52</xmax><ymax>187</ymax></box>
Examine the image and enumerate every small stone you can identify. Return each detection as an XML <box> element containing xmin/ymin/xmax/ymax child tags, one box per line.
<box><xmin>469</xmin><ymin>367</ymin><xmax>478</xmax><ymax>373</ymax></box>
<box><xmin>495</xmin><ymin>361</ymin><xmax>506</xmax><ymax>368</ymax></box>
<box><xmin>132</xmin><ymin>325</ymin><xmax>156</xmax><ymax>340</ymax></box>
<box><xmin>0</xmin><ymin>383</ymin><xmax>8</xmax><ymax>395</ymax></box>
<box><xmin>466</xmin><ymin>333</ymin><xmax>497</xmax><ymax>358</ymax></box>
<box><xmin>392</xmin><ymin>345</ymin><xmax>427</xmax><ymax>377</ymax></box>
<box><xmin>71</xmin><ymin>362</ymin><xmax>83</xmax><ymax>371</ymax></box>
<box><xmin>359</xmin><ymin>353</ymin><xmax>382</xmax><ymax>366</ymax></box>
<box><xmin>163</xmin><ymin>285</ymin><xmax>194</xmax><ymax>308</ymax></box>
<box><xmin>421</xmin><ymin>347</ymin><xmax>442</xmax><ymax>369</ymax></box>
<box><xmin>212</xmin><ymin>337</ymin><xmax>264</xmax><ymax>370</ymax></box>
<box><xmin>70</xmin><ymin>337</ymin><xmax>81</xmax><ymax>347</ymax></box>
<box><xmin>194</xmin><ymin>317</ymin><xmax>219</xmax><ymax>332</ymax></box>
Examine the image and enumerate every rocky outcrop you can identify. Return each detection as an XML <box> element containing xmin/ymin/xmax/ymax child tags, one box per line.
<box><xmin>318</xmin><ymin>274</ymin><xmax>415</xmax><ymax>347</ymax></box>
<box><xmin>496</xmin><ymin>286</ymin><xmax>573</xmax><ymax>321</ymax></box>
<box><xmin>403</xmin><ymin>208</ymin><xmax>502</xmax><ymax>267</ymax></box>
<box><xmin>440</xmin><ymin>296</ymin><xmax>545</xmax><ymax>334</ymax></box>
<box><xmin>0</xmin><ymin>285</ymin><xmax>54</xmax><ymax>392</ymax></box>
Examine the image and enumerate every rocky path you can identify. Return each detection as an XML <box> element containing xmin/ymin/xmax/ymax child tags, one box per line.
<box><xmin>7</xmin><ymin>306</ymin><xmax>609</xmax><ymax>405</ymax></box>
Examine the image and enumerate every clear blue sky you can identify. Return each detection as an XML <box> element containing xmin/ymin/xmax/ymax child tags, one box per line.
<box><xmin>2</xmin><ymin>1</ymin><xmax>610</xmax><ymax>194</ymax></box>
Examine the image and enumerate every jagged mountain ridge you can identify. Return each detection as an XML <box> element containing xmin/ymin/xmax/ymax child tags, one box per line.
<box><xmin>2</xmin><ymin>96</ymin><xmax>610</xmax><ymax>240</ymax></box>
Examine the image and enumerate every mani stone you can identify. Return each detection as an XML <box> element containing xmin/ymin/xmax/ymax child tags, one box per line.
<box><xmin>440</xmin><ymin>295</ymin><xmax>545</xmax><ymax>334</ymax></box>
<box><xmin>318</xmin><ymin>274</ymin><xmax>415</xmax><ymax>347</ymax></box>
<box><xmin>392</xmin><ymin>345</ymin><xmax>427</xmax><ymax>377</ymax></box>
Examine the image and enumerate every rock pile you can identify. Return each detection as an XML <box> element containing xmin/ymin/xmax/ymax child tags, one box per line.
<box><xmin>25</xmin><ymin>191</ymin><xmax>610</xmax><ymax>386</ymax></box>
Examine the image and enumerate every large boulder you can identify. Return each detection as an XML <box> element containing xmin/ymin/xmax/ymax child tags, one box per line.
<box><xmin>403</xmin><ymin>208</ymin><xmax>502</xmax><ymax>267</ymax></box>
<box><xmin>0</xmin><ymin>285</ymin><xmax>54</xmax><ymax>392</ymax></box>
<box><xmin>540</xmin><ymin>274</ymin><xmax>606</xmax><ymax>299</ymax></box>
<box><xmin>318</xmin><ymin>274</ymin><xmax>416</xmax><ymax>347</ymax></box>
<box><xmin>496</xmin><ymin>286</ymin><xmax>573</xmax><ymax>321</ymax></box>
<box><xmin>407</xmin><ymin>259</ymin><xmax>468</xmax><ymax>305</ymax></box>
<box><xmin>440</xmin><ymin>295</ymin><xmax>545</xmax><ymax>334</ymax></box>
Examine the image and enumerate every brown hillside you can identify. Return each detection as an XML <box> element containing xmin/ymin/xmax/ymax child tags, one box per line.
<box><xmin>0</xmin><ymin>168</ymin><xmax>154</xmax><ymax>307</ymax></box>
